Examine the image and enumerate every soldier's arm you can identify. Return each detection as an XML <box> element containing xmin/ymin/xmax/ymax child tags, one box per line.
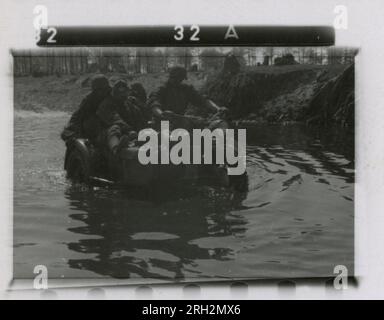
<box><xmin>96</xmin><ymin>99</ymin><xmax>117</xmax><ymax>127</ymax></box>
<box><xmin>205</xmin><ymin>99</ymin><xmax>222</xmax><ymax>113</ymax></box>
<box><xmin>187</xmin><ymin>85</ymin><xmax>220</xmax><ymax>113</ymax></box>
<box><xmin>60</xmin><ymin>96</ymin><xmax>89</xmax><ymax>142</ymax></box>
<box><xmin>107</xmin><ymin>113</ymin><xmax>137</xmax><ymax>154</ymax></box>
<box><xmin>112</xmin><ymin>112</ymin><xmax>134</xmax><ymax>134</ymax></box>
<box><xmin>126</xmin><ymin>97</ymin><xmax>147</xmax><ymax>128</ymax></box>
<box><xmin>147</xmin><ymin>86</ymin><xmax>166</xmax><ymax>118</ymax></box>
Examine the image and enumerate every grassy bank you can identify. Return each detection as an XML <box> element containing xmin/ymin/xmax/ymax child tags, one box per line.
<box><xmin>14</xmin><ymin>71</ymin><xmax>207</xmax><ymax>113</ymax></box>
<box><xmin>204</xmin><ymin>64</ymin><xmax>349</xmax><ymax>118</ymax></box>
<box><xmin>14</xmin><ymin>64</ymin><xmax>353</xmax><ymax>128</ymax></box>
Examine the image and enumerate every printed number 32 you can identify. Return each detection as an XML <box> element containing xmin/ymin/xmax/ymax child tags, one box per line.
<box><xmin>174</xmin><ymin>25</ymin><xmax>200</xmax><ymax>41</ymax></box>
<box><xmin>47</xmin><ymin>27</ymin><xmax>57</xmax><ymax>43</ymax></box>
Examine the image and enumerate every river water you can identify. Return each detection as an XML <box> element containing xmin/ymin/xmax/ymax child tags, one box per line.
<box><xmin>14</xmin><ymin>112</ymin><xmax>354</xmax><ymax>281</ymax></box>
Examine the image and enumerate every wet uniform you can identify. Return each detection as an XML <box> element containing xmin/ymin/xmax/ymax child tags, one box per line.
<box><xmin>148</xmin><ymin>82</ymin><xmax>206</xmax><ymax>116</ymax></box>
<box><xmin>122</xmin><ymin>96</ymin><xmax>148</xmax><ymax>131</ymax></box>
<box><xmin>148</xmin><ymin>80</ymin><xmax>226</xmax><ymax>131</ymax></box>
<box><xmin>95</xmin><ymin>95</ymin><xmax>135</xmax><ymax>152</ymax></box>
<box><xmin>61</xmin><ymin>91</ymin><xmax>110</xmax><ymax>143</ymax></box>
<box><xmin>61</xmin><ymin>75</ymin><xmax>111</xmax><ymax>144</ymax></box>
<box><xmin>147</xmin><ymin>70</ymin><xmax>231</xmax><ymax>184</ymax></box>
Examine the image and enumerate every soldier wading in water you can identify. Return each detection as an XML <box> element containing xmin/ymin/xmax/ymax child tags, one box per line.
<box><xmin>146</xmin><ymin>67</ymin><xmax>247</xmax><ymax>183</ymax></box>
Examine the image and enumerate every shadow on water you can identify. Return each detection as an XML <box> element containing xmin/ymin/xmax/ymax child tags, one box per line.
<box><xmin>65</xmin><ymin>184</ymin><xmax>248</xmax><ymax>280</ymax></box>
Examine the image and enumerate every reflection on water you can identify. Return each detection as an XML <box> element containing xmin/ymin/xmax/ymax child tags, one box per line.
<box><xmin>14</xmin><ymin>113</ymin><xmax>354</xmax><ymax>280</ymax></box>
<box><xmin>65</xmin><ymin>186</ymin><xmax>247</xmax><ymax>279</ymax></box>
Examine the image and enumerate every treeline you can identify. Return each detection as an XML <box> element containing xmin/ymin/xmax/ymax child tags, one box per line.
<box><xmin>12</xmin><ymin>47</ymin><xmax>358</xmax><ymax>77</ymax></box>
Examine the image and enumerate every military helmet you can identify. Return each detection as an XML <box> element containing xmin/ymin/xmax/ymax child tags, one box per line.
<box><xmin>113</xmin><ymin>80</ymin><xmax>128</xmax><ymax>90</ymax></box>
<box><xmin>130</xmin><ymin>82</ymin><xmax>147</xmax><ymax>103</ymax></box>
<box><xmin>169</xmin><ymin>66</ymin><xmax>187</xmax><ymax>81</ymax></box>
<box><xmin>111</xmin><ymin>80</ymin><xmax>128</xmax><ymax>97</ymax></box>
<box><xmin>91</xmin><ymin>74</ymin><xmax>110</xmax><ymax>91</ymax></box>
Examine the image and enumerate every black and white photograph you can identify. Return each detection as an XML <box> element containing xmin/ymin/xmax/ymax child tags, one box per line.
<box><xmin>13</xmin><ymin>46</ymin><xmax>356</xmax><ymax>282</ymax></box>
<box><xmin>6</xmin><ymin>0</ymin><xmax>384</xmax><ymax>304</ymax></box>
